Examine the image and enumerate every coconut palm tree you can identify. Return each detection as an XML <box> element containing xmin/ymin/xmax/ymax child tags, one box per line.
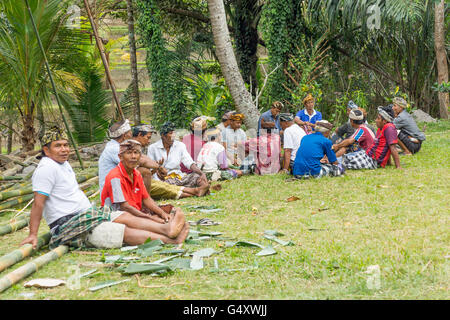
<box><xmin>0</xmin><ymin>0</ymin><xmax>88</xmax><ymax>151</ymax></box>
<box><xmin>207</xmin><ymin>0</ymin><xmax>260</xmax><ymax>130</ymax></box>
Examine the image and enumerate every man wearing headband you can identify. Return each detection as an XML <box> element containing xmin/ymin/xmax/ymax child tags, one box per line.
<box><xmin>181</xmin><ymin>116</ymin><xmax>209</xmax><ymax>174</ymax></box>
<box><xmin>196</xmin><ymin>128</ymin><xmax>242</xmax><ymax>181</ymax></box>
<box><xmin>257</xmin><ymin>101</ymin><xmax>282</xmax><ymax>137</ymax></box>
<box><xmin>279</xmin><ymin>113</ymin><xmax>306</xmax><ymax>173</ymax></box>
<box><xmin>331</xmin><ymin>100</ymin><xmax>360</xmax><ymax>144</ymax></box>
<box><xmin>98</xmin><ymin>119</ymin><xmax>133</xmax><ymax>194</ymax></box>
<box><xmin>333</xmin><ymin>109</ymin><xmax>378</xmax><ymax>170</ymax></box>
<box><xmin>294</xmin><ymin>94</ymin><xmax>322</xmax><ymax>134</ymax></box>
<box><xmin>292</xmin><ymin>120</ymin><xmax>344</xmax><ymax>178</ymax></box>
<box><xmin>392</xmin><ymin>97</ymin><xmax>425</xmax><ymax>155</ymax></box>
<box><xmin>133</xmin><ymin>124</ymin><xmax>209</xmax><ymax>200</ymax></box>
<box><xmin>101</xmin><ymin>139</ymin><xmax>189</xmax><ymax>244</ymax></box>
<box><xmin>222</xmin><ymin>112</ymin><xmax>251</xmax><ymax>169</ymax></box>
<box><xmin>366</xmin><ymin>106</ymin><xmax>402</xmax><ymax>169</ymax></box>
<box><xmin>216</xmin><ymin>110</ymin><xmax>234</xmax><ymax>134</ymax></box>
<box><xmin>147</xmin><ymin>122</ymin><xmax>210</xmax><ymax>193</ymax></box>
<box><xmin>332</xmin><ymin>109</ymin><xmax>375</xmax><ymax>157</ymax></box>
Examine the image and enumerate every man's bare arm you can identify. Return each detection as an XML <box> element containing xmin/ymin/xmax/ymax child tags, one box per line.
<box><xmin>21</xmin><ymin>193</ymin><xmax>47</xmax><ymax>249</ymax></box>
<box><xmin>142</xmin><ymin>196</ymin><xmax>170</xmax><ymax>221</ymax></box>
<box><xmin>389</xmin><ymin>144</ymin><xmax>402</xmax><ymax>169</ymax></box>
<box><xmin>333</xmin><ymin>137</ymin><xmax>356</xmax><ymax>150</ymax></box>
<box><xmin>282</xmin><ymin>149</ymin><xmax>292</xmax><ymax>171</ymax></box>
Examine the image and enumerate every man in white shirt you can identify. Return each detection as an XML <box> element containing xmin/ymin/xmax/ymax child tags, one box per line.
<box><xmin>147</xmin><ymin>122</ymin><xmax>209</xmax><ymax>192</ymax></box>
<box><xmin>21</xmin><ymin>127</ymin><xmax>189</xmax><ymax>250</ymax></box>
<box><xmin>279</xmin><ymin>113</ymin><xmax>306</xmax><ymax>173</ymax></box>
<box><xmin>222</xmin><ymin>112</ymin><xmax>249</xmax><ymax>168</ymax></box>
<box><xmin>197</xmin><ymin>128</ymin><xmax>242</xmax><ymax>181</ymax></box>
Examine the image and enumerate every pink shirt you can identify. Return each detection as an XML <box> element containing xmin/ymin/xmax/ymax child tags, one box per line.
<box><xmin>181</xmin><ymin>133</ymin><xmax>205</xmax><ymax>173</ymax></box>
<box><xmin>245</xmin><ymin>134</ymin><xmax>281</xmax><ymax>175</ymax></box>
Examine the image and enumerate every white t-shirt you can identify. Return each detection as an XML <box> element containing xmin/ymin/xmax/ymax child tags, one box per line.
<box><xmin>147</xmin><ymin>140</ymin><xmax>195</xmax><ymax>180</ymax></box>
<box><xmin>222</xmin><ymin>127</ymin><xmax>248</xmax><ymax>166</ymax></box>
<box><xmin>32</xmin><ymin>157</ymin><xmax>91</xmax><ymax>225</ymax></box>
<box><xmin>283</xmin><ymin>124</ymin><xmax>306</xmax><ymax>161</ymax></box>
<box><xmin>197</xmin><ymin>141</ymin><xmax>225</xmax><ymax>172</ymax></box>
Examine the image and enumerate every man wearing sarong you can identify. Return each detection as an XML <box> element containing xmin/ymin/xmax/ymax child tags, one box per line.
<box><xmin>181</xmin><ymin>116</ymin><xmax>208</xmax><ymax>173</ymax></box>
<box><xmin>133</xmin><ymin>124</ymin><xmax>209</xmax><ymax>200</ymax></box>
<box><xmin>392</xmin><ymin>97</ymin><xmax>425</xmax><ymax>155</ymax></box>
<box><xmin>21</xmin><ymin>128</ymin><xmax>189</xmax><ymax>251</ymax></box>
<box><xmin>331</xmin><ymin>100</ymin><xmax>359</xmax><ymax>144</ymax></box>
<box><xmin>147</xmin><ymin>122</ymin><xmax>210</xmax><ymax>191</ymax></box>
<box><xmin>292</xmin><ymin>120</ymin><xmax>344</xmax><ymax>179</ymax></box>
<box><xmin>243</xmin><ymin>126</ymin><xmax>281</xmax><ymax>175</ymax></box>
<box><xmin>101</xmin><ymin>140</ymin><xmax>189</xmax><ymax>237</ymax></box>
<box><xmin>366</xmin><ymin>106</ymin><xmax>402</xmax><ymax>169</ymax></box>
<box><xmin>294</xmin><ymin>94</ymin><xmax>322</xmax><ymax>134</ymax></box>
<box><xmin>197</xmin><ymin>128</ymin><xmax>242</xmax><ymax>181</ymax></box>
<box><xmin>279</xmin><ymin>113</ymin><xmax>306</xmax><ymax>173</ymax></box>
<box><xmin>222</xmin><ymin>112</ymin><xmax>254</xmax><ymax>171</ymax></box>
<box><xmin>333</xmin><ymin>109</ymin><xmax>377</xmax><ymax>170</ymax></box>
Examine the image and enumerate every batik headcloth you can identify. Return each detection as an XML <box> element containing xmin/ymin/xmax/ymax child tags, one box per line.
<box><xmin>118</xmin><ymin>139</ymin><xmax>142</xmax><ymax>155</ymax></box>
<box><xmin>41</xmin><ymin>126</ymin><xmax>69</xmax><ymax>146</ymax></box>
<box><xmin>230</xmin><ymin>113</ymin><xmax>245</xmax><ymax>121</ymax></box>
<box><xmin>160</xmin><ymin>121</ymin><xmax>176</xmax><ymax>136</ymax></box>
<box><xmin>109</xmin><ymin>119</ymin><xmax>131</xmax><ymax>138</ymax></box>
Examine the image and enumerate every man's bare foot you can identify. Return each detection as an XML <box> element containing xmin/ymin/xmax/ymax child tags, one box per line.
<box><xmin>167</xmin><ymin>209</ymin><xmax>186</xmax><ymax>238</ymax></box>
<box><xmin>196</xmin><ymin>183</ymin><xmax>210</xmax><ymax>197</ymax></box>
<box><xmin>174</xmin><ymin>222</ymin><xmax>190</xmax><ymax>244</ymax></box>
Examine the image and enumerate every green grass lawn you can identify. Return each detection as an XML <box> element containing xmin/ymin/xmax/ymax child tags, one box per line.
<box><xmin>0</xmin><ymin>121</ymin><xmax>449</xmax><ymax>300</ymax></box>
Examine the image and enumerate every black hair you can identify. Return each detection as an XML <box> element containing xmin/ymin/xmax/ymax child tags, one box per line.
<box><xmin>37</xmin><ymin>142</ymin><xmax>51</xmax><ymax>160</ymax></box>
<box><xmin>132</xmin><ymin>127</ymin><xmax>149</xmax><ymax>137</ymax></box>
<box><xmin>351</xmin><ymin>119</ymin><xmax>364</xmax><ymax>125</ymax></box>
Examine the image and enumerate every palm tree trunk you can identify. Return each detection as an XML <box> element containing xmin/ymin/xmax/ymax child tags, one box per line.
<box><xmin>20</xmin><ymin>111</ymin><xmax>36</xmax><ymax>152</ymax></box>
<box><xmin>207</xmin><ymin>0</ymin><xmax>260</xmax><ymax>130</ymax></box>
<box><xmin>434</xmin><ymin>0</ymin><xmax>449</xmax><ymax>119</ymax></box>
<box><xmin>126</xmin><ymin>0</ymin><xmax>141</xmax><ymax>125</ymax></box>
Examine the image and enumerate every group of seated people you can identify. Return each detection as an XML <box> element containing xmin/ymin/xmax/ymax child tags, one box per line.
<box><xmin>20</xmin><ymin>94</ymin><xmax>425</xmax><ymax>251</ymax></box>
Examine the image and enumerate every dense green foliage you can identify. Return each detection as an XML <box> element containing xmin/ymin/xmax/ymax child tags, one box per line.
<box><xmin>136</xmin><ymin>0</ymin><xmax>190</xmax><ymax>129</ymax></box>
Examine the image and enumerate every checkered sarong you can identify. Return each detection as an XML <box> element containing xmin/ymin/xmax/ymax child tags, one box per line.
<box><xmin>294</xmin><ymin>163</ymin><xmax>344</xmax><ymax>179</ymax></box>
<box><xmin>49</xmin><ymin>206</ymin><xmax>111</xmax><ymax>249</ymax></box>
<box><xmin>342</xmin><ymin>150</ymin><xmax>377</xmax><ymax>170</ymax></box>
<box><xmin>165</xmin><ymin>172</ymin><xmax>202</xmax><ymax>188</ymax></box>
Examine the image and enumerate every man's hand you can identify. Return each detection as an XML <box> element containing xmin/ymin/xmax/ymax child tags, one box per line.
<box><xmin>21</xmin><ymin>234</ymin><xmax>38</xmax><ymax>249</ymax></box>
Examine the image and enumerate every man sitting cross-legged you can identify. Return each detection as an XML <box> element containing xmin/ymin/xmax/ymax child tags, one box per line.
<box><xmin>147</xmin><ymin>122</ymin><xmax>210</xmax><ymax>193</ymax></box>
<box><xmin>392</xmin><ymin>97</ymin><xmax>426</xmax><ymax>155</ymax></box>
<box><xmin>21</xmin><ymin>128</ymin><xmax>188</xmax><ymax>251</ymax></box>
<box><xmin>332</xmin><ymin>109</ymin><xmax>376</xmax><ymax>170</ymax></box>
<box><xmin>101</xmin><ymin>139</ymin><xmax>189</xmax><ymax>244</ymax></box>
<box><xmin>279</xmin><ymin>113</ymin><xmax>306</xmax><ymax>174</ymax></box>
<box><xmin>292</xmin><ymin>120</ymin><xmax>344</xmax><ymax>179</ymax></box>
<box><xmin>132</xmin><ymin>124</ymin><xmax>211</xmax><ymax>200</ymax></box>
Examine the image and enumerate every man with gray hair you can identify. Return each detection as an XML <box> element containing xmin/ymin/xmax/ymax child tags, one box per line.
<box><xmin>98</xmin><ymin>119</ymin><xmax>133</xmax><ymax>194</ymax></box>
<box><xmin>292</xmin><ymin>120</ymin><xmax>344</xmax><ymax>178</ymax></box>
<box><xmin>392</xmin><ymin>97</ymin><xmax>425</xmax><ymax>155</ymax></box>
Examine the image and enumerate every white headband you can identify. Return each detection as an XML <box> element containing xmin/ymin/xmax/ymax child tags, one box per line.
<box><xmin>109</xmin><ymin>119</ymin><xmax>131</xmax><ymax>138</ymax></box>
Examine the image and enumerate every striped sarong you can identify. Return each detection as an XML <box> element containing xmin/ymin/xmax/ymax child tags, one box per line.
<box><xmin>294</xmin><ymin>163</ymin><xmax>344</xmax><ymax>179</ymax></box>
<box><xmin>49</xmin><ymin>206</ymin><xmax>111</xmax><ymax>249</ymax></box>
<box><xmin>342</xmin><ymin>150</ymin><xmax>377</xmax><ymax>170</ymax></box>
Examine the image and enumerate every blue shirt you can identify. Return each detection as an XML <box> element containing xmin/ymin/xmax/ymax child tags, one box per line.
<box><xmin>295</xmin><ymin>109</ymin><xmax>322</xmax><ymax>124</ymax></box>
<box><xmin>293</xmin><ymin>132</ymin><xmax>337</xmax><ymax>176</ymax></box>
<box><xmin>258</xmin><ymin>110</ymin><xmax>281</xmax><ymax>136</ymax></box>
<box><xmin>98</xmin><ymin>140</ymin><xmax>120</xmax><ymax>194</ymax></box>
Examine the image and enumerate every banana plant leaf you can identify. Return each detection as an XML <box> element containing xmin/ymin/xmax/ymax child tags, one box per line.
<box><xmin>79</xmin><ymin>269</ymin><xmax>97</xmax><ymax>278</ymax></box>
<box><xmin>120</xmin><ymin>263</ymin><xmax>172</xmax><ymax>275</ymax></box>
<box><xmin>198</xmin><ymin>231</ymin><xmax>222</xmax><ymax>237</ymax></box>
<box><xmin>89</xmin><ymin>279</ymin><xmax>130</xmax><ymax>291</ymax></box>
<box><xmin>138</xmin><ymin>239</ymin><xmax>164</xmax><ymax>249</ymax></box>
<box><xmin>190</xmin><ymin>255</ymin><xmax>204</xmax><ymax>270</ymax></box>
<box><xmin>191</xmin><ymin>248</ymin><xmax>217</xmax><ymax>258</ymax></box>
<box><xmin>151</xmin><ymin>253</ymin><xmax>183</xmax><ymax>264</ymax></box>
<box><xmin>264</xmin><ymin>230</ymin><xmax>285</xmax><ymax>237</ymax></box>
<box><xmin>137</xmin><ymin>246</ymin><xmax>162</xmax><ymax>257</ymax></box>
<box><xmin>256</xmin><ymin>245</ymin><xmax>277</xmax><ymax>256</ymax></box>
<box><xmin>158</xmin><ymin>249</ymin><xmax>186</xmax><ymax>255</ymax></box>
<box><xmin>263</xmin><ymin>234</ymin><xmax>294</xmax><ymax>246</ymax></box>
<box><xmin>199</xmin><ymin>208</ymin><xmax>223</xmax><ymax>213</ymax></box>
<box><xmin>166</xmin><ymin>258</ymin><xmax>192</xmax><ymax>270</ymax></box>
<box><xmin>225</xmin><ymin>241</ymin><xmax>265</xmax><ymax>249</ymax></box>
<box><xmin>120</xmin><ymin>246</ymin><xmax>138</xmax><ymax>252</ymax></box>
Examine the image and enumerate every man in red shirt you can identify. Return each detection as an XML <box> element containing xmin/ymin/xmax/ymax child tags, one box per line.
<box><xmin>366</xmin><ymin>106</ymin><xmax>402</xmax><ymax>169</ymax></box>
<box><xmin>101</xmin><ymin>140</ymin><xmax>189</xmax><ymax>244</ymax></box>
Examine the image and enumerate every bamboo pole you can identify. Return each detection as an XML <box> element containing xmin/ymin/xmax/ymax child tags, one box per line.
<box><xmin>23</xmin><ymin>0</ymin><xmax>84</xmax><ymax>170</ymax></box>
<box><xmin>82</xmin><ymin>0</ymin><xmax>125</xmax><ymax>121</ymax></box>
<box><xmin>0</xmin><ymin>194</ymin><xmax>34</xmax><ymax>212</ymax></box>
<box><xmin>0</xmin><ymin>245</ymin><xmax>69</xmax><ymax>293</ymax></box>
<box><xmin>0</xmin><ymin>176</ymin><xmax>23</xmax><ymax>181</ymax></box>
<box><xmin>0</xmin><ymin>218</ymin><xmax>29</xmax><ymax>236</ymax></box>
<box><xmin>0</xmin><ymin>233</ymin><xmax>51</xmax><ymax>273</ymax></box>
